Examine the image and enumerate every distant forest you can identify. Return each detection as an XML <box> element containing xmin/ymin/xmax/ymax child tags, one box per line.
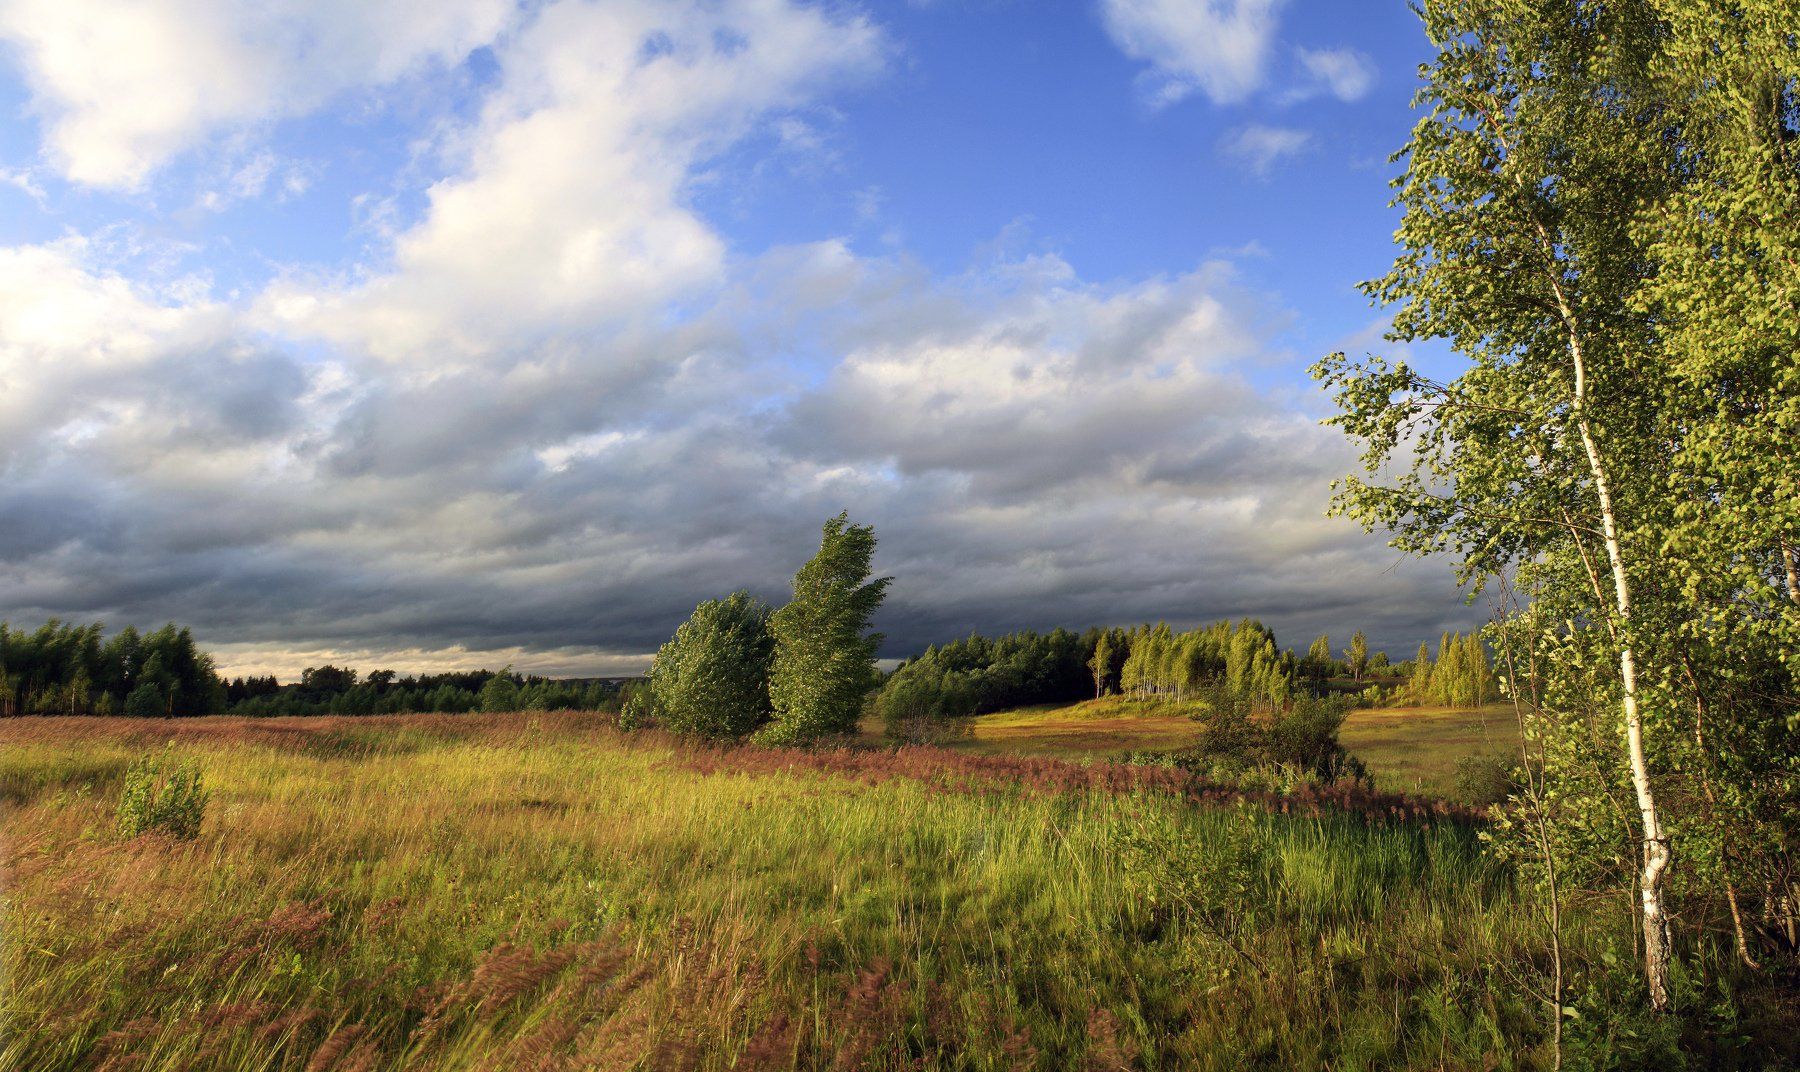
<box><xmin>0</xmin><ymin>616</ymin><xmax>1492</xmax><ymax>720</ymax></box>
<box><xmin>0</xmin><ymin>620</ymin><xmax>633</xmax><ymax>718</ymax></box>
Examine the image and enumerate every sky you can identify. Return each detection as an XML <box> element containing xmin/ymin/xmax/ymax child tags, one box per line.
<box><xmin>0</xmin><ymin>0</ymin><xmax>1487</xmax><ymax>679</ymax></box>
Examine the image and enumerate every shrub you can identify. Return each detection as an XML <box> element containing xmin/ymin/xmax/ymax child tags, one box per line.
<box><xmin>116</xmin><ymin>750</ymin><xmax>208</xmax><ymax>839</ymax></box>
<box><xmin>652</xmin><ymin>591</ymin><xmax>775</xmax><ymax>739</ymax></box>
<box><xmin>1188</xmin><ymin>694</ymin><xmax>1265</xmax><ymax>773</ymax></box>
<box><xmin>123</xmin><ymin>683</ymin><xmax>164</xmax><ymax>719</ymax></box>
<box><xmin>1268</xmin><ymin>695</ymin><xmax>1365</xmax><ymax>784</ymax></box>
<box><xmin>1173</xmin><ymin>692</ymin><xmax>1368</xmax><ymax>789</ymax></box>
<box><xmin>1111</xmin><ymin>803</ymin><xmax>1276</xmax><ymax>976</ymax></box>
<box><xmin>618</xmin><ymin>685</ymin><xmax>656</xmax><ymax>731</ymax></box>
<box><xmin>1452</xmin><ymin>754</ymin><xmax>1516</xmax><ymax>807</ymax></box>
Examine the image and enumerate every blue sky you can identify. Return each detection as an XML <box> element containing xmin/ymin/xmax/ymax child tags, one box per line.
<box><xmin>0</xmin><ymin>0</ymin><xmax>1482</xmax><ymax>676</ymax></box>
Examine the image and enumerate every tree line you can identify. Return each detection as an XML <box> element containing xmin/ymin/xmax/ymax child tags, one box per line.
<box><xmin>222</xmin><ymin>666</ymin><xmax>631</xmax><ymax>717</ymax></box>
<box><xmin>0</xmin><ymin>620</ymin><xmax>635</xmax><ymax>718</ymax></box>
<box><xmin>3</xmin><ymin>606</ymin><xmax>1495</xmax><ymax>731</ymax></box>
<box><xmin>874</xmin><ymin>619</ymin><xmax>1499</xmax><ymax>740</ymax></box>
<box><xmin>1317</xmin><ymin>0</ymin><xmax>1799</xmax><ymax>1012</ymax></box>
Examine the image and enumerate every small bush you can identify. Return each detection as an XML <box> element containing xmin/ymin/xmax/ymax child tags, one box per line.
<box><xmin>1179</xmin><ymin>691</ymin><xmax>1367</xmax><ymax>787</ymax></box>
<box><xmin>123</xmin><ymin>683</ymin><xmax>164</xmax><ymax>719</ymax></box>
<box><xmin>1268</xmin><ymin>695</ymin><xmax>1365</xmax><ymax>784</ymax></box>
<box><xmin>1188</xmin><ymin>696</ymin><xmax>1265</xmax><ymax>773</ymax></box>
<box><xmin>618</xmin><ymin>687</ymin><xmax>656</xmax><ymax>731</ymax></box>
<box><xmin>116</xmin><ymin>750</ymin><xmax>208</xmax><ymax>839</ymax></box>
<box><xmin>1452</xmin><ymin>754</ymin><xmax>1516</xmax><ymax>807</ymax></box>
<box><xmin>1111</xmin><ymin>803</ymin><xmax>1276</xmax><ymax>975</ymax></box>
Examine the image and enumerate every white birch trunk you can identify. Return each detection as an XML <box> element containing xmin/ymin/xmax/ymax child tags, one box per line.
<box><xmin>1566</xmin><ymin>325</ymin><xmax>1675</xmax><ymax>1011</ymax></box>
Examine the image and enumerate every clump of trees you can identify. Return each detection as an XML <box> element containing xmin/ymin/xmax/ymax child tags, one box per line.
<box><xmin>642</xmin><ymin>513</ymin><xmax>889</xmax><ymax>746</ymax></box>
<box><xmin>1317</xmin><ymin>0</ymin><xmax>1799</xmax><ymax>1015</ymax></box>
<box><xmin>1117</xmin><ymin>620</ymin><xmax>1298</xmax><ymax>706</ymax></box>
<box><xmin>875</xmin><ymin>619</ymin><xmax>1304</xmax><ymax>740</ymax></box>
<box><xmin>1400</xmin><ymin>632</ymin><xmax>1497</xmax><ymax>708</ymax></box>
<box><xmin>875</xmin><ymin>617</ymin><xmax>1484</xmax><ymax>737</ymax></box>
<box><xmin>878</xmin><ymin>628</ymin><xmax>1094</xmax><ymax>729</ymax></box>
<box><xmin>0</xmin><ymin>621</ymin><xmax>223</xmax><ymax>717</ymax></box>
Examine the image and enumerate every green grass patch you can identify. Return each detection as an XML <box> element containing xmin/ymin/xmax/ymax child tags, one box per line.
<box><xmin>2</xmin><ymin>713</ymin><xmax>1788</xmax><ymax>1070</ymax></box>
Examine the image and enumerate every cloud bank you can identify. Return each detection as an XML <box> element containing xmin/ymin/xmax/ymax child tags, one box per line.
<box><xmin>0</xmin><ymin>0</ymin><xmax>1479</xmax><ymax>677</ymax></box>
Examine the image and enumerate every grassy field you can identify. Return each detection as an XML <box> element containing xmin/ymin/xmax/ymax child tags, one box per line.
<box><xmin>887</xmin><ymin>698</ymin><xmax>1518</xmax><ymax>799</ymax></box>
<box><xmin>2</xmin><ymin>713</ymin><xmax>1788</xmax><ymax>1071</ymax></box>
<box><xmin>1337</xmin><ymin>705</ymin><xmax>1519</xmax><ymax>798</ymax></box>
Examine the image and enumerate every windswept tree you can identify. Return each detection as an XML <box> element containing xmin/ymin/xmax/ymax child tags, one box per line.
<box><xmin>762</xmin><ymin>514</ymin><xmax>891</xmax><ymax>745</ymax></box>
<box><xmin>478</xmin><ymin>671</ymin><xmax>520</xmax><ymax>713</ymax></box>
<box><xmin>650</xmin><ymin>591</ymin><xmax>775</xmax><ymax>739</ymax></box>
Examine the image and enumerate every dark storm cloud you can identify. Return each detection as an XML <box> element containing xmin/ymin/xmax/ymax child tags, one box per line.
<box><xmin>0</xmin><ymin>240</ymin><xmax>1481</xmax><ymax>678</ymax></box>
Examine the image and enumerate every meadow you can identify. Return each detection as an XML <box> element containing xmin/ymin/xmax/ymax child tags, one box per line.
<box><xmin>2</xmin><ymin>712</ymin><xmax>1789</xmax><ymax>1071</ymax></box>
<box><xmin>902</xmin><ymin>698</ymin><xmax>1517</xmax><ymax>800</ymax></box>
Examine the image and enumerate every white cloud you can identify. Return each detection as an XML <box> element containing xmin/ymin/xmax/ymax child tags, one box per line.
<box><xmin>0</xmin><ymin>165</ymin><xmax>46</xmax><ymax>203</ymax></box>
<box><xmin>0</xmin><ymin>0</ymin><xmax>515</xmax><ymax>188</ymax></box>
<box><xmin>1220</xmin><ymin>123</ymin><xmax>1310</xmax><ymax>176</ymax></box>
<box><xmin>195</xmin><ymin>149</ymin><xmax>316</xmax><ymax>211</ymax></box>
<box><xmin>0</xmin><ymin>236</ymin><xmax>322</xmax><ymax>510</ymax></box>
<box><xmin>1292</xmin><ymin>46</ymin><xmax>1375</xmax><ymax>103</ymax></box>
<box><xmin>263</xmin><ymin>0</ymin><xmax>883</xmax><ymax>365</ymax></box>
<box><xmin>788</xmin><ymin>258</ymin><xmax>1284</xmax><ymax>489</ymax></box>
<box><xmin>1098</xmin><ymin>0</ymin><xmax>1285</xmax><ymax>106</ymax></box>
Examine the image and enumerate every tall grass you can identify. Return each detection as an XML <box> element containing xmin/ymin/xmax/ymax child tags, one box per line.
<box><xmin>1</xmin><ymin>713</ymin><xmax>1789</xmax><ymax>1070</ymax></box>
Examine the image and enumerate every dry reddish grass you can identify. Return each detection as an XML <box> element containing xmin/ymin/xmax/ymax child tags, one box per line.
<box><xmin>0</xmin><ymin>710</ymin><xmax>611</xmax><ymax>749</ymax></box>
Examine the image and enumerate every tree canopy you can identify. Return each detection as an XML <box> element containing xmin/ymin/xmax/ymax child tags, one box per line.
<box><xmin>650</xmin><ymin>592</ymin><xmax>776</xmax><ymax>739</ymax></box>
<box><xmin>1316</xmin><ymin>0</ymin><xmax>1799</xmax><ymax>1010</ymax></box>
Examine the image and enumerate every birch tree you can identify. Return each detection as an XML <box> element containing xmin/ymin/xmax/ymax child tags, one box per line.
<box><xmin>1313</xmin><ymin>0</ymin><xmax>1684</xmax><ymax>1007</ymax></box>
<box><xmin>1635</xmin><ymin>0</ymin><xmax>1800</xmax><ymax>967</ymax></box>
<box><xmin>1090</xmin><ymin>631</ymin><xmax>1116</xmax><ymax>699</ymax></box>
